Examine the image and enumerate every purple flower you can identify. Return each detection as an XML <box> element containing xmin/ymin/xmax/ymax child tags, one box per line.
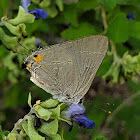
<box><xmin>29</xmin><ymin>9</ymin><xmax>48</xmax><ymax>20</ymax></box>
<box><xmin>35</xmin><ymin>38</ymin><xmax>42</xmax><ymax>46</ymax></box>
<box><xmin>21</xmin><ymin>0</ymin><xmax>48</xmax><ymax>20</ymax></box>
<box><xmin>66</xmin><ymin>104</ymin><xmax>95</xmax><ymax>131</ymax></box>
<box><xmin>127</xmin><ymin>13</ymin><xmax>134</xmax><ymax>20</ymax></box>
<box><xmin>21</xmin><ymin>0</ymin><xmax>31</xmax><ymax>13</ymax></box>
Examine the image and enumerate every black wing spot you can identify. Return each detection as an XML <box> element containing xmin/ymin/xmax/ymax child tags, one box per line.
<box><xmin>34</xmin><ymin>54</ymin><xmax>38</xmax><ymax>57</ymax></box>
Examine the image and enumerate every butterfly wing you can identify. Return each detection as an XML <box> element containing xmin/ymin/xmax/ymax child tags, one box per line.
<box><xmin>24</xmin><ymin>35</ymin><xmax>108</xmax><ymax>104</ymax></box>
<box><xmin>61</xmin><ymin>35</ymin><xmax>108</xmax><ymax>102</ymax></box>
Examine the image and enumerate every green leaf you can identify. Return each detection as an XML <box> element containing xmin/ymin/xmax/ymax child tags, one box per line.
<box><xmin>0</xmin><ymin>46</ymin><xmax>7</xmax><ymax>60</ymax></box>
<box><xmin>8</xmin><ymin>134</ymin><xmax>16</xmax><ymax>140</ymax></box>
<box><xmin>0</xmin><ymin>27</ymin><xmax>18</xmax><ymax>51</ymax></box>
<box><xmin>128</xmin><ymin>37</ymin><xmax>140</xmax><ymax>50</ymax></box>
<box><xmin>55</xmin><ymin>0</ymin><xmax>63</xmax><ymax>11</ymax></box>
<box><xmin>127</xmin><ymin>80</ymin><xmax>140</xmax><ymax>94</ymax></box>
<box><xmin>28</xmin><ymin>93</ymin><xmax>32</xmax><ymax>108</ymax></box>
<box><xmin>134</xmin><ymin>7</ymin><xmax>140</xmax><ymax>21</ymax></box>
<box><xmin>48</xmin><ymin>134</ymin><xmax>62</xmax><ymax>140</ymax></box>
<box><xmin>3</xmin><ymin>131</ymin><xmax>10</xmax><ymax>137</ymax></box>
<box><xmin>22</xmin><ymin>121</ymin><xmax>29</xmax><ymax>136</ymax></box>
<box><xmin>116</xmin><ymin>43</ymin><xmax>128</xmax><ymax>57</ymax></box>
<box><xmin>77</xmin><ymin>0</ymin><xmax>100</xmax><ymax>11</ymax></box>
<box><xmin>27</xmin><ymin>116</ymin><xmax>45</xmax><ymax>140</ymax></box>
<box><xmin>39</xmin><ymin>0</ymin><xmax>51</xmax><ymax>8</ymax></box>
<box><xmin>0</xmin><ymin>67</ymin><xmax>8</xmax><ymax>83</ymax></box>
<box><xmin>115</xmin><ymin>92</ymin><xmax>140</xmax><ymax>133</ymax></box>
<box><xmin>58</xmin><ymin>127</ymin><xmax>64</xmax><ymax>140</ymax></box>
<box><xmin>2</xmin><ymin>21</ymin><xmax>27</xmax><ymax>38</ymax></box>
<box><xmin>106</xmin><ymin>13</ymin><xmax>128</xmax><ymax>43</ymax></box>
<box><xmin>128</xmin><ymin>21</ymin><xmax>140</xmax><ymax>39</ymax></box>
<box><xmin>59</xmin><ymin>117</ymin><xmax>71</xmax><ymax>125</ymax></box>
<box><xmin>120</xmin><ymin>0</ymin><xmax>140</xmax><ymax>5</ymax></box>
<box><xmin>3</xmin><ymin>53</ymin><xmax>19</xmax><ymax>76</ymax></box>
<box><xmin>5</xmin><ymin>84</ymin><xmax>22</xmax><ymax>107</ymax></box>
<box><xmin>40</xmin><ymin>99</ymin><xmax>59</xmax><ymax>108</ymax></box>
<box><xmin>103</xmin><ymin>59</ymin><xmax>121</xmax><ymax>83</ymax></box>
<box><xmin>93</xmin><ymin>135</ymin><xmax>108</xmax><ymax>140</ymax></box>
<box><xmin>0</xmin><ymin>126</ymin><xmax>4</xmax><ymax>139</ymax></box>
<box><xmin>8</xmin><ymin>71</ymin><xmax>18</xmax><ymax>83</ymax></box>
<box><xmin>32</xmin><ymin>0</ymin><xmax>40</xmax><ymax>4</ymax></box>
<box><xmin>97</xmin><ymin>55</ymin><xmax>111</xmax><ymax>76</ymax></box>
<box><xmin>61</xmin><ymin>22</ymin><xmax>96</xmax><ymax>40</ymax></box>
<box><xmin>101</xmin><ymin>0</ymin><xmax>119</xmax><ymax>11</ymax></box>
<box><xmin>46</xmin><ymin>5</ymin><xmax>58</xmax><ymax>18</ymax></box>
<box><xmin>8</xmin><ymin>6</ymin><xmax>35</xmax><ymax>25</ymax></box>
<box><xmin>19</xmin><ymin>36</ymin><xmax>36</xmax><ymax>51</ymax></box>
<box><xmin>48</xmin><ymin>103</ymin><xmax>64</xmax><ymax>119</ymax></box>
<box><xmin>63</xmin><ymin>4</ymin><xmax>79</xmax><ymax>27</ymax></box>
<box><xmin>0</xmin><ymin>0</ymin><xmax>9</xmax><ymax>17</ymax></box>
<box><xmin>34</xmin><ymin>105</ymin><xmax>52</xmax><ymax>121</ymax></box>
<box><xmin>0</xmin><ymin>126</ymin><xmax>2</xmax><ymax>134</ymax></box>
<box><xmin>38</xmin><ymin>119</ymin><xmax>58</xmax><ymax>135</ymax></box>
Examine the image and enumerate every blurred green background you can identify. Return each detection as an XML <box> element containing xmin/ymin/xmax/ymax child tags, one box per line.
<box><xmin>0</xmin><ymin>0</ymin><xmax>140</xmax><ymax>140</ymax></box>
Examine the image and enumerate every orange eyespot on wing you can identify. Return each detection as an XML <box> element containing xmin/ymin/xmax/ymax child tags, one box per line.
<box><xmin>33</xmin><ymin>54</ymin><xmax>43</xmax><ymax>63</ymax></box>
<box><xmin>39</xmin><ymin>81</ymin><xmax>45</xmax><ymax>85</ymax></box>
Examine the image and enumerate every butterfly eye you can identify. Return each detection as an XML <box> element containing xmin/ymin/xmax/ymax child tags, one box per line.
<box><xmin>22</xmin><ymin>62</ymin><xmax>28</xmax><ymax>69</ymax></box>
<box><xmin>22</xmin><ymin>63</ymin><xmax>26</xmax><ymax>69</ymax></box>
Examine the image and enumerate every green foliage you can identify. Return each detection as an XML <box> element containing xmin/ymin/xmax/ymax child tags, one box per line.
<box><xmin>128</xmin><ymin>20</ymin><xmax>140</xmax><ymax>39</ymax></box>
<box><xmin>0</xmin><ymin>125</ymin><xmax>10</xmax><ymax>139</ymax></box>
<box><xmin>122</xmin><ymin>52</ymin><xmax>140</xmax><ymax>78</ymax></box>
<box><xmin>0</xmin><ymin>6</ymin><xmax>36</xmax><ymax>53</ymax></box>
<box><xmin>63</xmin><ymin>4</ymin><xmax>79</xmax><ymax>27</ymax></box>
<box><xmin>28</xmin><ymin>93</ymin><xmax>32</xmax><ymax>108</ymax></box>
<box><xmin>61</xmin><ymin>22</ymin><xmax>96</xmax><ymax>40</ymax></box>
<box><xmin>103</xmin><ymin>52</ymin><xmax>140</xmax><ymax>84</ymax></box>
<box><xmin>8</xmin><ymin>6</ymin><xmax>35</xmax><ymax>25</ymax></box>
<box><xmin>4</xmin><ymin>95</ymin><xmax>70</xmax><ymax>140</ymax></box>
<box><xmin>77</xmin><ymin>0</ymin><xmax>100</xmax><ymax>11</ymax></box>
<box><xmin>32</xmin><ymin>0</ymin><xmax>64</xmax><ymax>17</ymax></box>
<box><xmin>106</xmin><ymin>13</ymin><xmax>128</xmax><ymax>43</ymax></box>
<box><xmin>107</xmin><ymin>92</ymin><xmax>140</xmax><ymax>134</ymax></box>
<box><xmin>93</xmin><ymin>135</ymin><xmax>108</xmax><ymax>140</ymax></box>
<box><xmin>0</xmin><ymin>27</ymin><xmax>18</xmax><ymax>51</ymax></box>
<box><xmin>120</xmin><ymin>0</ymin><xmax>140</xmax><ymax>5</ymax></box>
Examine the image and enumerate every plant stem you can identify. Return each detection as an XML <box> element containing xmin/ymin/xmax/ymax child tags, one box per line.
<box><xmin>101</xmin><ymin>7</ymin><xmax>108</xmax><ymax>30</ymax></box>
<box><xmin>11</xmin><ymin>108</ymin><xmax>35</xmax><ymax>134</ymax></box>
<box><xmin>101</xmin><ymin>6</ymin><xmax>118</xmax><ymax>60</ymax></box>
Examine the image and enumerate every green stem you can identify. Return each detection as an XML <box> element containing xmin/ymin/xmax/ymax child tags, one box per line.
<box><xmin>101</xmin><ymin>7</ymin><xmax>108</xmax><ymax>30</ymax></box>
<box><xmin>101</xmin><ymin>6</ymin><xmax>119</xmax><ymax>61</ymax></box>
<box><xmin>11</xmin><ymin>108</ymin><xmax>35</xmax><ymax>134</ymax></box>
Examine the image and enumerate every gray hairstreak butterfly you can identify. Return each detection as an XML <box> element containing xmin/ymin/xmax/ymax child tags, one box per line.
<box><xmin>23</xmin><ymin>35</ymin><xmax>108</xmax><ymax>105</ymax></box>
